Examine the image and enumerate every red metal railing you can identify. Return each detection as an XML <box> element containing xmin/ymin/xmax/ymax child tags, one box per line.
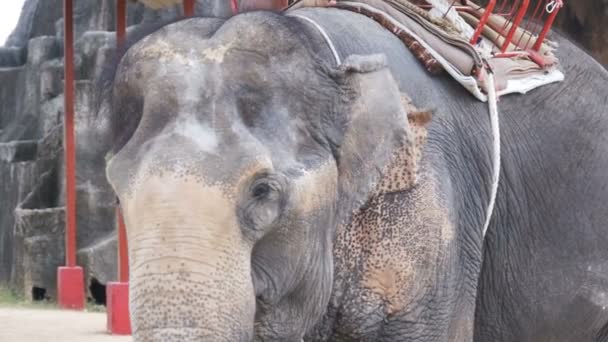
<box><xmin>411</xmin><ymin>0</ymin><xmax>564</xmax><ymax>55</ymax></box>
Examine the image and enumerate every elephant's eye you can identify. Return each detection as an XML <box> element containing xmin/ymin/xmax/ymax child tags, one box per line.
<box><xmin>252</xmin><ymin>183</ymin><xmax>271</xmax><ymax>199</ymax></box>
<box><xmin>239</xmin><ymin>176</ymin><xmax>286</xmax><ymax>237</ymax></box>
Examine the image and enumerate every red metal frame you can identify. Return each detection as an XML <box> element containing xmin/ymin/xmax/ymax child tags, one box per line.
<box><xmin>415</xmin><ymin>0</ymin><xmax>563</xmax><ymax>59</ymax></box>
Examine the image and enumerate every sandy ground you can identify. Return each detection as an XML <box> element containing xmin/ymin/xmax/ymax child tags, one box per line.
<box><xmin>0</xmin><ymin>307</ymin><xmax>133</xmax><ymax>342</ymax></box>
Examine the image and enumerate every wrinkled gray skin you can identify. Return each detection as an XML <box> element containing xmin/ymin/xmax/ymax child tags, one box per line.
<box><xmin>96</xmin><ymin>7</ymin><xmax>608</xmax><ymax>342</ymax></box>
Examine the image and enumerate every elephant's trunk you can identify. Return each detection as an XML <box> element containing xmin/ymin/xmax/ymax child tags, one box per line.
<box><xmin>122</xmin><ymin>175</ymin><xmax>255</xmax><ymax>341</ymax></box>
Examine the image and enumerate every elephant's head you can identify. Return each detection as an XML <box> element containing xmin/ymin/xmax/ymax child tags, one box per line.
<box><xmin>97</xmin><ymin>12</ymin><xmax>425</xmax><ymax>341</ymax></box>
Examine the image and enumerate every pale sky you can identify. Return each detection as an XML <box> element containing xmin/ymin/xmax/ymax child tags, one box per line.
<box><xmin>0</xmin><ymin>1</ymin><xmax>26</xmax><ymax>46</ymax></box>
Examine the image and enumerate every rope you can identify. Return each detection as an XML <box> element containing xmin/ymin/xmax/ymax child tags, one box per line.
<box><xmin>288</xmin><ymin>14</ymin><xmax>342</xmax><ymax>65</ymax></box>
<box><xmin>481</xmin><ymin>71</ymin><xmax>501</xmax><ymax>238</ymax></box>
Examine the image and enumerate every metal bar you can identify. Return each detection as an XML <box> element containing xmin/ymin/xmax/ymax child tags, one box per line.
<box><xmin>469</xmin><ymin>0</ymin><xmax>496</xmax><ymax>45</ymax></box>
<box><xmin>231</xmin><ymin>0</ymin><xmax>239</xmax><ymax>14</ymax></box>
<box><xmin>116</xmin><ymin>0</ymin><xmax>127</xmax><ymax>47</ymax></box>
<box><xmin>517</xmin><ymin>0</ymin><xmax>543</xmax><ymax>49</ymax></box>
<box><xmin>533</xmin><ymin>0</ymin><xmax>562</xmax><ymax>51</ymax></box>
<box><xmin>117</xmin><ymin>205</ymin><xmax>129</xmax><ymax>283</ymax></box>
<box><xmin>500</xmin><ymin>0</ymin><xmax>529</xmax><ymax>52</ymax></box>
<box><xmin>496</xmin><ymin>0</ymin><xmax>509</xmax><ymax>15</ymax></box>
<box><xmin>497</xmin><ymin>0</ymin><xmax>518</xmax><ymax>35</ymax></box>
<box><xmin>63</xmin><ymin>0</ymin><xmax>77</xmax><ymax>267</ymax></box>
<box><xmin>183</xmin><ymin>0</ymin><xmax>195</xmax><ymax>16</ymax></box>
<box><xmin>115</xmin><ymin>0</ymin><xmax>129</xmax><ymax>284</ymax></box>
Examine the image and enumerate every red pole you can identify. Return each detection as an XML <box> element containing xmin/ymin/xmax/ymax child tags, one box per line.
<box><xmin>106</xmin><ymin>1</ymin><xmax>132</xmax><ymax>334</ymax></box>
<box><xmin>57</xmin><ymin>0</ymin><xmax>85</xmax><ymax>311</ymax></box>
<box><xmin>500</xmin><ymin>0</ymin><xmax>530</xmax><ymax>53</ymax></box>
<box><xmin>533</xmin><ymin>0</ymin><xmax>563</xmax><ymax>51</ymax></box>
<box><xmin>64</xmin><ymin>0</ymin><xmax>77</xmax><ymax>268</ymax></box>
<box><xmin>117</xmin><ymin>206</ymin><xmax>129</xmax><ymax>282</ymax></box>
<box><xmin>469</xmin><ymin>0</ymin><xmax>496</xmax><ymax>45</ymax></box>
<box><xmin>116</xmin><ymin>0</ymin><xmax>127</xmax><ymax>47</ymax></box>
<box><xmin>115</xmin><ymin>0</ymin><xmax>129</xmax><ymax>284</ymax></box>
<box><xmin>183</xmin><ymin>0</ymin><xmax>195</xmax><ymax>16</ymax></box>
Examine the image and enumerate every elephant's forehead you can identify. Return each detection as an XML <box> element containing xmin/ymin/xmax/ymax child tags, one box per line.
<box><xmin>118</xmin><ymin>37</ymin><xmax>278</xmax><ymax>108</ymax></box>
<box><xmin>127</xmin><ymin>36</ymin><xmax>240</xmax><ymax>66</ymax></box>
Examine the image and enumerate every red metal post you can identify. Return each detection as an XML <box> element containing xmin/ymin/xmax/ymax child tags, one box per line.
<box><xmin>533</xmin><ymin>0</ymin><xmax>563</xmax><ymax>51</ymax></box>
<box><xmin>116</xmin><ymin>0</ymin><xmax>127</xmax><ymax>47</ymax></box>
<box><xmin>107</xmin><ymin>206</ymin><xmax>131</xmax><ymax>335</ymax></box>
<box><xmin>57</xmin><ymin>0</ymin><xmax>85</xmax><ymax>311</ymax></box>
<box><xmin>469</xmin><ymin>0</ymin><xmax>496</xmax><ymax>45</ymax></box>
<box><xmin>115</xmin><ymin>0</ymin><xmax>129</xmax><ymax>285</ymax></box>
<box><xmin>106</xmin><ymin>1</ymin><xmax>132</xmax><ymax>335</ymax></box>
<box><xmin>117</xmin><ymin>206</ymin><xmax>129</xmax><ymax>282</ymax></box>
<box><xmin>500</xmin><ymin>0</ymin><xmax>530</xmax><ymax>52</ymax></box>
<box><xmin>183</xmin><ymin>0</ymin><xmax>195</xmax><ymax>16</ymax></box>
<box><xmin>231</xmin><ymin>0</ymin><xmax>239</xmax><ymax>14</ymax></box>
<box><xmin>64</xmin><ymin>0</ymin><xmax>77</xmax><ymax>269</ymax></box>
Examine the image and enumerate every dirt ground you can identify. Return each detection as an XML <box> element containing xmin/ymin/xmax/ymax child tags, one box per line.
<box><xmin>0</xmin><ymin>307</ymin><xmax>133</xmax><ymax>342</ymax></box>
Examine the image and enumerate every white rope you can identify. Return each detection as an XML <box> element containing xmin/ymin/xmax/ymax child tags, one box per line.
<box><xmin>288</xmin><ymin>14</ymin><xmax>342</xmax><ymax>66</ymax></box>
<box><xmin>481</xmin><ymin>72</ymin><xmax>501</xmax><ymax>238</ymax></box>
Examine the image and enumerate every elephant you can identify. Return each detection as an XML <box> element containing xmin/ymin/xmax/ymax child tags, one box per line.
<box><xmin>94</xmin><ymin>4</ymin><xmax>608</xmax><ymax>342</ymax></box>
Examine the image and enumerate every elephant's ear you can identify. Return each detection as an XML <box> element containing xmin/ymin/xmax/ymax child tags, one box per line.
<box><xmin>326</xmin><ymin>54</ymin><xmax>412</xmax><ymax>219</ymax></box>
<box><xmin>373</xmin><ymin>95</ymin><xmax>432</xmax><ymax>195</ymax></box>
